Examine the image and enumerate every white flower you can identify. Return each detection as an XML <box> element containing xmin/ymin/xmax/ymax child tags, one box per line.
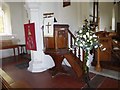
<box><xmin>79</xmin><ymin>30</ymin><xmax>82</xmax><ymax>33</ymax></box>
<box><xmin>87</xmin><ymin>40</ymin><xmax>89</xmax><ymax>42</ymax></box>
<box><xmin>95</xmin><ymin>45</ymin><xmax>98</xmax><ymax>48</ymax></box>
<box><xmin>76</xmin><ymin>38</ymin><xmax>79</xmax><ymax>41</ymax></box>
<box><xmin>83</xmin><ymin>35</ymin><xmax>86</xmax><ymax>39</ymax></box>
<box><xmin>75</xmin><ymin>19</ymin><xmax>100</xmax><ymax>51</ymax></box>
<box><xmin>86</xmin><ymin>32</ymin><xmax>89</xmax><ymax>37</ymax></box>
<box><xmin>83</xmin><ymin>41</ymin><xmax>85</xmax><ymax>44</ymax></box>
<box><xmin>89</xmin><ymin>36</ymin><xmax>92</xmax><ymax>39</ymax></box>
<box><xmin>90</xmin><ymin>41</ymin><xmax>93</xmax><ymax>44</ymax></box>
<box><xmin>102</xmin><ymin>48</ymin><xmax>106</xmax><ymax>51</ymax></box>
<box><xmin>100</xmin><ymin>44</ymin><xmax>103</xmax><ymax>47</ymax></box>
<box><xmin>93</xmin><ymin>34</ymin><xmax>97</xmax><ymax>37</ymax></box>
<box><xmin>80</xmin><ymin>43</ymin><xmax>83</xmax><ymax>47</ymax></box>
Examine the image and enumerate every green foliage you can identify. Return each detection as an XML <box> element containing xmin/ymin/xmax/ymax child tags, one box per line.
<box><xmin>75</xmin><ymin>19</ymin><xmax>99</xmax><ymax>51</ymax></box>
<box><xmin>75</xmin><ymin>19</ymin><xmax>100</xmax><ymax>73</ymax></box>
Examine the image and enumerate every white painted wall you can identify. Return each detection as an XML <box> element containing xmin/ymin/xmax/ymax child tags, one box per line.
<box><xmin>8</xmin><ymin>2</ymin><xmax>26</xmax><ymax>44</ymax></box>
<box><xmin>115</xmin><ymin>2</ymin><xmax>120</xmax><ymax>28</ymax></box>
<box><xmin>118</xmin><ymin>3</ymin><xmax>120</xmax><ymax>22</ymax></box>
<box><xmin>0</xmin><ymin>2</ymin><xmax>27</xmax><ymax>58</ymax></box>
<box><xmin>1</xmin><ymin>2</ymin><xmax>115</xmax><ymax>59</ymax></box>
<box><xmin>78</xmin><ymin>2</ymin><xmax>90</xmax><ymax>28</ymax></box>
<box><xmin>99</xmin><ymin>2</ymin><xmax>113</xmax><ymax>32</ymax></box>
<box><xmin>57</xmin><ymin>2</ymin><xmax>79</xmax><ymax>34</ymax></box>
<box><xmin>37</xmin><ymin>2</ymin><xmax>77</xmax><ymax>69</ymax></box>
<box><xmin>40</xmin><ymin>2</ymin><xmax>88</xmax><ymax>33</ymax></box>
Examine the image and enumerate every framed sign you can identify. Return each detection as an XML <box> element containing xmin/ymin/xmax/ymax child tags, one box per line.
<box><xmin>63</xmin><ymin>0</ymin><xmax>71</xmax><ymax>7</ymax></box>
<box><xmin>24</xmin><ymin>23</ymin><xmax>37</xmax><ymax>51</ymax></box>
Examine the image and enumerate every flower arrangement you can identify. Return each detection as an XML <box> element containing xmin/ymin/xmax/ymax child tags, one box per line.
<box><xmin>74</xmin><ymin>19</ymin><xmax>99</xmax><ymax>73</ymax></box>
<box><xmin>75</xmin><ymin>19</ymin><xmax>99</xmax><ymax>51</ymax></box>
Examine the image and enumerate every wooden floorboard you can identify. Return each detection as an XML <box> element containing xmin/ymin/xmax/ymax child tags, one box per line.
<box><xmin>1</xmin><ymin>54</ymin><xmax>119</xmax><ymax>89</ymax></box>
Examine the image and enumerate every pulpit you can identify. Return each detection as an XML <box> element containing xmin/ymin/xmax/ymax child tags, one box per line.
<box><xmin>43</xmin><ymin>24</ymin><xmax>69</xmax><ymax>76</ymax></box>
<box><xmin>42</xmin><ymin>13</ymin><xmax>83</xmax><ymax>80</ymax></box>
<box><xmin>44</xmin><ymin>24</ymin><xmax>69</xmax><ymax>51</ymax></box>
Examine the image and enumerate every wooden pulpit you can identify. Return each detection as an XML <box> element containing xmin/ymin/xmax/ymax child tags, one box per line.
<box><xmin>44</xmin><ymin>24</ymin><xmax>69</xmax><ymax>52</ymax></box>
<box><xmin>43</xmin><ymin>24</ymin><xmax>69</xmax><ymax>76</ymax></box>
<box><xmin>43</xmin><ymin>23</ymin><xmax>87</xmax><ymax>85</ymax></box>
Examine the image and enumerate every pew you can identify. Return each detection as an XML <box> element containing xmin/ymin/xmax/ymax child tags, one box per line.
<box><xmin>0</xmin><ymin>40</ymin><xmax>27</xmax><ymax>56</ymax></box>
<box><xmin>93</xmin><ymin>31</ymin><xmax>120</xmax><ymax>72</ymax></box>
<box><xmin>0</xmin><ymin>68</ymin><xmax>31</xmax><ymax>89</ymax></box>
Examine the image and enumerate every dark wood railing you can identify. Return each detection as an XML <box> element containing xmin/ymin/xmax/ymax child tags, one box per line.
<box><xmin>68</xmin><ymin>29</ymin><xmax>81</xmax><ymax>60</ymax></box>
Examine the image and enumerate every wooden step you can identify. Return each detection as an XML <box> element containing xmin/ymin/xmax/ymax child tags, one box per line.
<box><xmin>44</xmin><ymin>48</ymin><xmax>70</xmax><ymax>55</ymax></box>
<box><xmin>64</xmin><ymin>52</ymin><xmax>83</xmax><ymax>79</ymax></box>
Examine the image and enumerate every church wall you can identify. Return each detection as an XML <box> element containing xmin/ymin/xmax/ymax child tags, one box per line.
<box><xmin>8</xmin><ymin>2</ymin><xmax>25</xmax><ymax>44</ymax></box>
<box><xmin>36</xmin><ymin>2</ymin><xmax>80</xmax><ymax>67</ymax></box>
<box><xmin>40</xmin><ymin>2</ymin><xmax>88</xmax><ymax>33</ymax></box>
<box><xmin>118</xmin><ymin>3</ymin><xmax>120</xmax><ymax>22</ymax></box>
<box><xmin>1</xmin><ymin>2</ymin><xmax>113</xmax><ymax>59</ymax></box>
<box><xmin>56</xmin><ymin>2</ymin><xmax>79</xmax><ymax>34</ymax></box>
<box><xmin>116</xmin><ymin>2</ymin><xmax>120</xmax><ymax>22</ymax></box>
<box><xmin>0</xmin><ymin>2</ymin><xmax>94</xmax><ymax>58</ymax></box>
<box><xmin>99</xmin><ymin>2</ymin><xmax>113</xmax><ymax>32</ymax></box>
<box><xmin>77</xmin><ymin>2</ymin><xmax>90</xmax><ymax>28</ymax></box>
<box><xmin>0</xmin><ymin>2</ymin><xmax>27</xmax><ymax>58</ymax></box>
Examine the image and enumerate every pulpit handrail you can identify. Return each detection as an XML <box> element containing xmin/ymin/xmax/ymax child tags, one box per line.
<box><xmin>68</xmin><ymin>29</ymin><xmax>81</xmax><ymax>60</ymax></box>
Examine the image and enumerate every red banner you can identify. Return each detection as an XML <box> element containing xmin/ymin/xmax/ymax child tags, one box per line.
<box><xmin>24</xmin><ymin>23</ymin><xmax>37</xmax><ymax>51</ymax></box>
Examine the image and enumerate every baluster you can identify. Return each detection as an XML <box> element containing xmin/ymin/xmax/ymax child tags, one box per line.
<box><xmin>70</xmin><ymin>34</ymin><xmax>72</xmax><ymax>48</ymax></box>
<box><xmin>68</xmin><ymin>29</ymin><xmax>82</xmax><ymax>58</ymax></box>
<box><xmin>82</xmin><ymin>49</ymin><xmax>85</xmax><ymax>69</ymax></box>
<box><xmin>78</xmin><ymin>47</ymin><xmax>81</xmax><ymax>59</ymax></box>
<box><xmin>74</xmin><ymin>48</ymin><xmax>76</xmax><ymax>56</ymax></box>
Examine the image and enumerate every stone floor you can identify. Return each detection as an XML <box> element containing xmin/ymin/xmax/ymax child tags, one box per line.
<box><xmin>89</xmin><ymin>66</ymin><xmax>120</xmax><ymax>80</ymax></box>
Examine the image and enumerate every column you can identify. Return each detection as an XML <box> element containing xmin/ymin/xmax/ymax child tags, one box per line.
<box><xmin>25</xmin><ymin>2</ymin><xmax>54</xmax><ymax>73</ymax></box>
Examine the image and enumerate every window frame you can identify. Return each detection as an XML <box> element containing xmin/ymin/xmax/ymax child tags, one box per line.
<box><xmin>0</xmin><ymin>9</ymin><xmax>4</xmax><ymax>34</ymax></box>
<box><xmin>0</xmin><ymin>3</ymin><xmax>12</xmax><ymax>36</ymax></box>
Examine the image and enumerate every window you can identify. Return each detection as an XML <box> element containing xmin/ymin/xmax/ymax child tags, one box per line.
<box><xmin>0</xmin><ymin>8</ymin><xmax>4</xmax><ymax>33</ymax></box>
<box><xmin>0</xmin><ymin>3</ymin><xmax>12</xmax><ymax>36</ymax></box>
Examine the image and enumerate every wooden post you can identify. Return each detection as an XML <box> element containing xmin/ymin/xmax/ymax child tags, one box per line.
<box><xmin>95</xmin><ymin>47</ymin><xmax>102</xmax><ymax>72</ymax></box>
